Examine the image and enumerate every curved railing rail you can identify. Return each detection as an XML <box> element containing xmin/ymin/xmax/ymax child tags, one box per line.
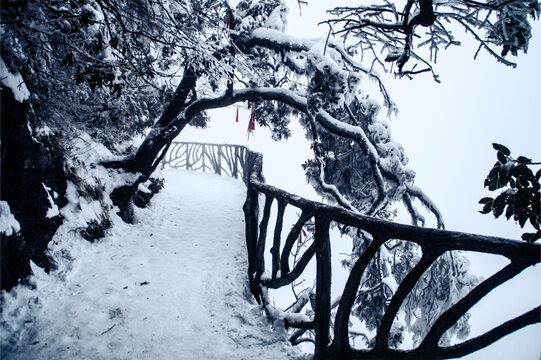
<box><xmin>161</xmin><ymin>141</ymin><xmax>250</xmax><ymax>183</ymax></box>
<box><xmin>165</xmin><ymin>141</ymin><xmax>540</xmax><ymax>360</ymax></box>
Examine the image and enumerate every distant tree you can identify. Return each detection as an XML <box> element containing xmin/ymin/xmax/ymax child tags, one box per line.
<box><xmin>1</xmin><ymin>0</ymin><xmax>538</xmax><ymax>346</ymax></box>
<box><xmin>480</xmin><ymin>143</ymin><xmax>541</xmax><ymax>241</ymax></box>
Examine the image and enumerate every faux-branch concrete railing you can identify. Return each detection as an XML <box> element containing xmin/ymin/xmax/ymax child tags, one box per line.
<box><xmin>164</xmin><ymin>141</ymin><xmax>540</xmax><ymax>360</ymax></box>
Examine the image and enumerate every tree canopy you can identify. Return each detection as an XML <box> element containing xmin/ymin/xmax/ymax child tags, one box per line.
<box><xmin>3</xmin><ymin>0</ymin><xmax>538</xmax><ymax>222</ymax></box>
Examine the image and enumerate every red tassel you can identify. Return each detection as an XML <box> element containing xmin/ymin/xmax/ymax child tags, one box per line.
<box><xmin>299</xmin><ymin>228</ymin><xmax>307</xmax><ymax>244</ymax></box>
<box><xmin>247</xmin><ymin>105</ymin><xmax>256</xmax><ymax>139</ymax></box>
<box><xmin>235</xmin><ymin>108</ymin><xmax>239</xmax><ymax>123</ymax></box>
<box><xmin>226</xmin><ymin>11</ymin><xmax>234</xmax><ymax>29</ymax></box>
<box><xmin>311</xmin><ymin>142</ymin><xmax>324</xmax><ymax>166</ymax></box>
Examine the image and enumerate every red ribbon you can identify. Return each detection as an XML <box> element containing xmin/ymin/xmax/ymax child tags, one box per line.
<box><xmin>226</xmin><ymin>11</ymin><xmax>234</xmax><ymax>29</ymax></box>
<box><xmin>311</xmin><ymin>142</ymin><xmax>324</xmax><ymax>166</ymax></box>
<box><xmin>298</xmin><ymin>228</ymin><xmax>307</xmax><ymax>244</ymax></box>
<box><xmin>247</xmin><ymin>105</ymin><xmax>256</xmax><ymax>139</ymax></box>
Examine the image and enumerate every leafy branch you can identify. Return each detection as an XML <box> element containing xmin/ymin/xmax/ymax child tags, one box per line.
<box><xmin>479</xmin><ymin>143</ymin><xmax>541</xmax><ymax>241</ymax></box>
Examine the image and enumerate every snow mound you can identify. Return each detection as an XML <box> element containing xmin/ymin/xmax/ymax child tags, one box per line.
<box><xmin>0</xmin><ymin>200</ymin><xmax>21</xmax><ymax>236</ymax></box>
<box><xmin>1</xmin><ymin>170</ymin><xmax>307</xmax><ymax>360</ymax></box>
<box><xmin>0</xmin><ymin>57</ymin><xmax>30</xmax><ymax>102</ymax></box>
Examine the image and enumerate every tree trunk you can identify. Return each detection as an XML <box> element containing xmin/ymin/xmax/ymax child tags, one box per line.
<box><xmin>1</xmin><ymin>87</ymin><xmax>67</xmax><ymax>290</ymax></box>
<box><xmin>104</xmin><ymin>68</ymin><xmax>198</xmax><ymax>220</ymax></box>
<box><xmin>108</xmin><ymin>67</ymin><xmax>198</xmax><ymax>175</ymax></box>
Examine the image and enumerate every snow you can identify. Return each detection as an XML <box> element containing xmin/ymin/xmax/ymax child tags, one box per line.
<box><xmin>42</xmin><ymin>184</ymin><xmax>60</xmax><ymax>218</ymax></box>
<box><xmin>1</xmin><ymin>170</ymin><xmax>306</xmax><ymax>360</ymax></box>
<box><xmin>0</xmin><ymin>200</ymin><xmax>21</xmax><ymax>236</ymax></box>
<box><xmin>82</xmin><ymin>3</ymin><xmax>103</xmax><ymax>35</ymax></box>
<box><xmin>265</xmin><ymin>4</ymin><xmax>288</xmax><ymax>32</ymax></box>
<box><xmin>0</xmin><ymin>57</ymin><xmax>30</xmax><ymax>103</ymax></box>
<box><xmin>251</xmin><ymin>28</ymin><xmax>315</xmax><ymax>52</ymax></box>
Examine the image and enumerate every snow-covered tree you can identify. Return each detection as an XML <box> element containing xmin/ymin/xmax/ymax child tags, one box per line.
<box><xmin>1</xmin><ymin>0</ymin><xmax>538</xmax><ymax>347</ymax></box>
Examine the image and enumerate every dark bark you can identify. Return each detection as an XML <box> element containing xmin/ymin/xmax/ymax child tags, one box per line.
<box><xmin>1</xmin><ymin>87</ymin><xmax>67</xmax><ymax>290</ymax></box>
<box><xmin>251</xmin><ymin>178</ymin><xmax>540</xmax><ymax>263</ymax></box>
<box><xmin>374</xmin><ymin>249</ymin><xmax>441</xmax><ymax>351</ymax></box>
<box><xmin>110</xmin><ymin>183</ymin><xmax>138</xmax><ymax>223</ymax></box>
<box><xmin>419</xmin><ymin>260</ymin><xmax>534</xmax><ymax>350</ymax></box>
<box><xmin>271</xmin><ymin>200</ymin><xmax>286</xmax><ymax>280</ymax></box>
<box><xmin>108</xmin><ymin>67</ymin><xmax>198</xmax><ymax>175</ymax></box>
<box><xmin>314</xmin><ymin>215</ymin><xmax>332</xmax><ymax>359</ymax></box>
<box><xmin>416</xmin><ymin>0</ymin><xmax>436</xmax><ymax>27</ymax></box>
<box><xmin>243</xmin><ymin>172</ymin><xmax>261</xmax><ymax>302</ymax></box>
<box><xmin>103</xmin><ymin>68</ymin><xmax>198</xmax><ymax>218</ymax></box>
<box><xmin>240</xmin><ymin>145</ymin><xmax>539</xmax><ymax>360</ymax></box>
<box><xmin>280</xmin><ymin>210</ymin><xmax>314</xmax><ymax>275</ymax></box>
<box><xmin>256</xmin><ymin>194</ymin><xmax>273</xmax><ymax>282</ymax></box>
<box><xmin>331</xmin><ymin>233</ymin><xmax>388</xmax><ymax>358</ymax></box>
<box><xmin>263</xmin><ymin>242</ymin><xmax>316</xmax><ymax>289</ymax></box>
<box><xmin>133</xmin><ymin>177</ymin><xmax>164</xmax><ymax>208</ymax></box>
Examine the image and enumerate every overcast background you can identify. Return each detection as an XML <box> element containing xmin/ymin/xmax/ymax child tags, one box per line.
<box><xmin>177</xmin><ymin>2</ymin><xmax>540</xmax><ymax>358</ymax></box>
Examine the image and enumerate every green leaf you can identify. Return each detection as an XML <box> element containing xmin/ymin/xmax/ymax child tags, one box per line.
<box><xmin>535</xmin><ymin>169</ymin><xmax>540</xmax><ymax>182</ymax></box>
<box><xmin>505</xmin><ymin>204</ymin><xmax>514</xmax><ymax>220</ymax></box>
<box><xmin>516</xmin><ymin>156</ymin><xmax>532</xmax><ymax>164</ymax></box>
<box><xmin>529</xmin><ymin>212</ymin><xmax>540</xmax><ymax>230</ymax></box>
<box><xmin>497</xmin><ymin>151</ymin><xmax>507</xmax><ymax>164</ymax></box>
<box><xmin>522</xmin><ymin>231</ymin><xmax>541</xmax><ymax>242</ymax></box>
<box><xmin>517</xmin><ymin>175</ymin><xmax>529</xmax><ymax>188</ymax></box>
<box><xmin>498</xmin><ymin>171</ymin><xmax>512</xmax><ymax>189</ymax></box>
<box><xmin>518</xmin><ymin>212</ymin><xmax>528</xmax><ymax>228</ymax></box>
<box><xmin>480</xmin><ymin>202</ymin><xmax>493</xmax><ymax>214</ymax></box>
<box><xmin>485</xmin><ymin>163</ymin><xmax>501</xmax><ymax>186</ymax></box>
<box><xmin>493</xmin><ymin>203</ymin><xmax>506</xmax><ymax>219</ymax></box>
<box><xmin>478</xmin><ymin>197</ymin><xmax>493</xmax><ymax>204</ymax></box>
<box><xmin>492</xmin><ymin>192</ymin><xmax>508</xmax><ymax>218</ymax></box>
<box><xmin>492</xmin><ymin>143</ymin><xmax>511</xmax><ymax>156</ymax></box>
<box><xmin>513</xmin><ymin>164</ymin><xmax>535</xmax><ymax>180</ymax></box>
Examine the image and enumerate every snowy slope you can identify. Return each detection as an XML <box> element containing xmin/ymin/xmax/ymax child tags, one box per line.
<box><xmin>1</xmin><ymin>170</ymin><xmax>306</xmax><ymax>360</ymax></box>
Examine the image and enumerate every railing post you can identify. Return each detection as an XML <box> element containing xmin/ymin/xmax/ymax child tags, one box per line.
<box><xmin>256</xmin><ymin>195</ymin><xmax>274</xmax><ymax>282</ymax></box>
<box><xmin>271</xmin><ymin>200</ymin><xmax>286</xmax><ymax>280</ymax></box>
<box><xmin>186</xmin><ymin>143</ymin><xmax>190</xmax><ymax>170</ymax></box>
<box><xmin>233</xmin><ymin>146</ymin><xmax>239</xmax><ymax>179</ymax></box>
<box><xmin>314</xmin><ymin>215</ymin><xmax>332</xmax><ymax>359</ymax></box>
<box><xmin>217</xmin><ymin>146</ymin><xmax>222</xmax><ymax>175</ymax></box>
<box><xmin>242</xmin><ymin>151</ymin><xmax>264</xmax><ymax>303</ymax></box>
<box><xmin>201</xmin><ymin>144</ymin><xmax>206</xmax><ymax>172</ymax></box>
<box><xmin>243</xmin><ymin>184</ymin><xmax>260</xmax><ymax>303</ymax></box>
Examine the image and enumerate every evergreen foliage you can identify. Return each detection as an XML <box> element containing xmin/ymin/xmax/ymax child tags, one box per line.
<box><xmin>480</xmin><ymin>143</ymin><xmax>541</xmax><ymax>241</ymax></box>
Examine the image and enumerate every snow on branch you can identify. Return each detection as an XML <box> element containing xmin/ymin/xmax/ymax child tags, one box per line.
<box><xmin>321</xmin><ymin>0</ymin><xmax>538</xmax><ymax>79</ymax></box>
<box><xmin>185</xmin><ymin>87</ymin><xmax>436</xmax><ymax>223</ymax></box>
<box><xmin>237</xmin><ymin>28</ymin><xmax>397</xmax><ymax>113</ymax></box>
<box><xmin>316</xmin><ymin>164</ymin><xmax>360</xmax><ymax>214</ymax></box>
<box><xmin>406</xmin><ymin>184</ymin><xmax>444</xmax><ymax>229</ymax></box>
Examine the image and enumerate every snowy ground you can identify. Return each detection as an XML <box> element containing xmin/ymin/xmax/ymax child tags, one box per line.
<box><xmin>1</xmin><ymin>170</ymin><xmax>306</xmax><ymax>360</ymax></box>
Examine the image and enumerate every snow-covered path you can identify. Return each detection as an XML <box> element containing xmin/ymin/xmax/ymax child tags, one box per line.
<box><xmin>1</xmin><ymin>170</ymin><xmax>304</xmax><ymax>360</ymax></box>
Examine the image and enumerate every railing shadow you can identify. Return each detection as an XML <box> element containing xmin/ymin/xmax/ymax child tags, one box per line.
<box><xmin>165</xmin><ymin>141</ymin><xmax>541</xmax><ymax>360</ymax></box>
